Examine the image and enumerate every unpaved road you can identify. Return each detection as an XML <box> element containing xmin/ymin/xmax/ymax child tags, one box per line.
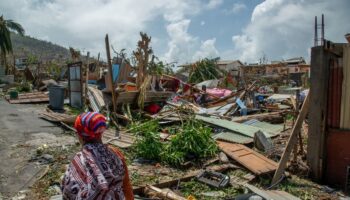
<box><xmin>0</xmin><ymin>99</ymin><xmax>75</xmax><ymax>199</ymax></box>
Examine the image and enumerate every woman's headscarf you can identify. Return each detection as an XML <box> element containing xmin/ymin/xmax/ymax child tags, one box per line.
<box><xmin>74</xmin><ymin>112</ymin><xmax>107</xmax><ymax>141</ymax></box>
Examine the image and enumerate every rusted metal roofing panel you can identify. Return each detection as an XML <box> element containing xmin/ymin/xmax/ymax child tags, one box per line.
<box><xmin>245</xmin><ymin>184</ymin><xmax>300</xmax><ymax>200</ymax></box>
<box><xmin>217</xmin><ymin>141</ymin><xmax>277</xmax><ymax>175</ymax></box>
<box><xmin>327</xmin><ymin>57</ymin><xmax>342</xmax><ymax>128</ymax></box>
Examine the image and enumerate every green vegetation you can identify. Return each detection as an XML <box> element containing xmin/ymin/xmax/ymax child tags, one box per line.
<box><xmin>131</xmin><ymin>118</ymin><xmax>218</xmax><ymax>166</ymax></box>
<box><xmin>16</xmin><ymin>82</ymin><xmax>31</xmax><ymax>92</ymax></box>
<box><xmin>133</xmin><ymin>120</ymin><xmax>164</xmax><ymax>161</ymax></box>
<box><xmin>179</xmin><ymin>57</ymin><xmax>224</xmax><ymax>84</ymax></box>
<box><xmin>0</xmin><ymin>15</ymin><xmax>25</xmax><ymax>73</ymax></box>
<box><xmin>11</xmin><ymin>32</ymin><xmax>70</xmax><ymax>62</ymax></box>
<box><xmin>162</xmin><ymin>119</ymin><xmax>218</xmax><ymax>166</ymax></box>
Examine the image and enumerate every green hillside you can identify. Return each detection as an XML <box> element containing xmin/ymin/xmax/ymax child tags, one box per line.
<box><xmin>10</xmin><ymin>32</ymin><xmax>70</xmax><ymax>62</ymax></box>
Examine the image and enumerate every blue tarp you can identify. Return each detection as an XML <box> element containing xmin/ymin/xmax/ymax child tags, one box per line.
<box><xmin>112</xmin><ymin>64</ymin><xmax>120</xmax><ymax>83</ymax></box>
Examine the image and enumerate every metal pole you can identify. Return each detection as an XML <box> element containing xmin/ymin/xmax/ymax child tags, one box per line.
<box><xmin>321</xmin><ymin>14</ymin><xmax>325</xmax><ymax>45</ymax></box>
<box><xmin>314</xmin><ymin>16</ymin><xmax>318</xmax><ymax>46</ymax></box>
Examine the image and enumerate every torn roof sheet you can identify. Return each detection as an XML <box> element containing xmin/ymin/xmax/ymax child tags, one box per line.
<box><xmin>242</xmin><ymin>119</ymin><xmax>283</xmax><ymax>136</ymax></box>
<box><xmin>196</xmin><ymin>115</ymin><xmax>275</xmax><ymax>138</ymax></box>
<box><xmin>212</xmin><ymin>132</ymin><xmax>253</xmax><ymax>144</ymax></box>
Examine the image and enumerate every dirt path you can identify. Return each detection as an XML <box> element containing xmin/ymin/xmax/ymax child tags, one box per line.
<box><xmin>0</xmin><ymin>100</ymin><xmax>76</xmax><ymax>199</ymax></box>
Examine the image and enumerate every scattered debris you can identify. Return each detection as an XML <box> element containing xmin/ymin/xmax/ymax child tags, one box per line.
<box><xmin>244</xmin><ymin>183</ymin><xmax>301</xmax><ymax>200</ymax></box>
<box><xmin>254</xmin><ymin>130</ymin><xmax>273</xmax><ymax>153</ymax></box>
<box><xmin>196</xmin><ymin>170</ymin><xmax>230</xmax><ymax>188</ymax></box>
<box><xmin>5</xmin><ymin>91</ymin><xmax>49</xmax><ymax>104</ymax></box>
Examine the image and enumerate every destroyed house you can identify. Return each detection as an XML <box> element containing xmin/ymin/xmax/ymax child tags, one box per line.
<box><xmin>216</xmin><ymin>60</ymin><xmax>243</xmax><ymax>75</ymax></box>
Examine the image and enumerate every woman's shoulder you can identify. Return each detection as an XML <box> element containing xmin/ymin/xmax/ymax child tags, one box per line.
<box><xmin>106</xmin><ymin>145</ymin><xmax>125</xmax><ymax>160</ymax></box>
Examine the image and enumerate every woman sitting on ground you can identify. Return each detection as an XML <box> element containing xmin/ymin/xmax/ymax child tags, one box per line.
<box><xmin>61</xmin><ymin>112</ymin><xmax>134</xmax><ymax>200</ymax></box>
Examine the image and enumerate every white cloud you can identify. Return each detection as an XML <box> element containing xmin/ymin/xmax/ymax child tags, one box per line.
<box><xmin>201</xmin><ymin>21</ymin><xmax>206</xmax><ymax>26</ymax></box>
<box><xmin>206</xmin><ymin>0</ymin><xmax>224</xmax><ymax>9</ymax></box>
<box><xmin>163</xmin><ymin>19</ymin><xmax>198</xmax><ymax>63</ymax></box>
<box><xmin>228</xmin><ymin>3</ymin><xmax>247</xmax><ymax>14</ymax></box>
<box><xmin>232</xmin><ymin>0</ymin><xmax>350</xmax><ymax>63</ymax></box>
<box><xmin>193</xmin><ymin>38</ymin><xmax>219</xmax><ymax>60</ymax></box>
<box><xmin>0</xmin><ymin>0</ymin><xmax>205</xmax><ymax>61</ymax></box>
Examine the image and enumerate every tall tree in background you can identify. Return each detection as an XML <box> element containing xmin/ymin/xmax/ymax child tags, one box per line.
<box><xmin>0</xmin><ymin>15</ymin><xmax>25</xmax><ymax>73</ymax></box>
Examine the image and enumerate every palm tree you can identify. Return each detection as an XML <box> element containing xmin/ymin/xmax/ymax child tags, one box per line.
<box><xmin>0</xmin><ymin>15</ymin><xmax>25</xmax><ymax>73</ymax></box>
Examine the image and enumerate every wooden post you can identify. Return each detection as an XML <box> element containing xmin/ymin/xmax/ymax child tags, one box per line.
<box><xmin>85</xmin><ymin>52</ymin><xmax>90</xmax><ymax>108</ymax></box>
<box><xmin>105</xmin><ymin>34</ymin><xmax>117</xmax><ymax>112</ymax></box>
<box><xmin>271</xmin><ymin>92</ymin><xmax>310</xmax><ymax>185</ymax></box>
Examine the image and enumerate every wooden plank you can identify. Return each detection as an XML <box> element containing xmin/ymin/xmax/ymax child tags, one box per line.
<box><xmin>307</xmin><ymin>46</ymin><xmax>330</xmax><ymax>181</ymax></box>
<box><xmin>217</xmin><ymin>141</ymin><xmax>277</xmax><ymax>175</ymax></box>
<box><xmin>271</xmin><ymin>92</ymin><xmax>310</xmax><ymax>185</ymax></box>
<box><xmin>9</xmin><ymin>97</ymin><xmax>49</xmax><ymax>104</ymax></box>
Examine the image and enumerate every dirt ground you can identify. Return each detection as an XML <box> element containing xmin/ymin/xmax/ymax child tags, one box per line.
<box><xmin>0</xmin><ymin>100</ymin><xmax>76</xmax><ymax>199</ymax></box>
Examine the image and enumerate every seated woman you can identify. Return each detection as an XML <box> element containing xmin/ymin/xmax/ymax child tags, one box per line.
<box><xmin>61</xmin><ymin>112</ymin><xmax>134</xmax><ymax>200</ymax></box>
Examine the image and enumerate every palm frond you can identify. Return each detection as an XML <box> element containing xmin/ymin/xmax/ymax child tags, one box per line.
<box><xmin>5</xmin><ymin>20</ymin><xmax>25</xmax><ymax>35</ymax></box>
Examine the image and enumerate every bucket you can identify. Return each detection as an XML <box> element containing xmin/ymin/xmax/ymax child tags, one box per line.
<box><xmin>9</xmin><ymin>91</ymin><xmax>18</xmax><ymax>99</ymax></box>
<box><xmin>48</xmin><ymin>85</ymin><xmax>65</xmax><ymax>111</ymax></box>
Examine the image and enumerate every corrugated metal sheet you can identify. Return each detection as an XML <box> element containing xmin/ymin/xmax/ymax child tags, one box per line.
<box><xmin>243</xmin><ymin>119</ymin><xmax>283</xmax><ymax>135</ymax></box>
<box><xmin>245</xmin><ymin>184</ymin><xmax>300</xmax><ymax>200</ymax></box>
<box><xmin>196</xmin><ymin>115</ymin><xmax>276</xmax><ymax>138</ymax></box>
<box><xmin>327</xmin><ymin>57</ymin><xmax>342</xmax><ymax>128</ymax></box>
<box><xmin>212</xmin><ymin>132</ymin><xmax>253</xmax><ymax>144</ymax></box>
<box><xmin>218</xmin><ymin>141</ymin><xmax>277</xmax><ymax>175</ymax></box>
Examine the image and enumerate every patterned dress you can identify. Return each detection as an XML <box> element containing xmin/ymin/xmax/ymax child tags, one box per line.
<box><xmin>61</xmin><ymin>143</ymin><xmax>130</xmax><ymax>200</ymax></box>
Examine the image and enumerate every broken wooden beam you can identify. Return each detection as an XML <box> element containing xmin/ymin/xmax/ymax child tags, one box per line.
<box><xmin>133</xmin><ymin>163</ymin><xmax>236</xmax><ymax>195</ymax></box>
<box><xmin>231</xmin><ymin>111</ymin><xmax>285</xmax><ymax>123</ymax></box>
<box><xmin>271</xmin><ymin>91</ymin><xmax>310</xmax><ymax>185</ymax></box>
<box><xmin>144</xmin><ymin>185</ymin><xmax>186</xmax><ymax>200</ymax></box>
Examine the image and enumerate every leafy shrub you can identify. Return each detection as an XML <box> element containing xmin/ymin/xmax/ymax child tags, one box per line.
<box><xmin>161</xmin><ymin>119</ymin><xmax>218</xmax><ymax>166</ymax></box>
<box><xmin>132</xmin><ymin>118</ymin><xmax>218</xmax><ymax>166</ymax></box>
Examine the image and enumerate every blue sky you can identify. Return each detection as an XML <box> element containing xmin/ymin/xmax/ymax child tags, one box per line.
<box><xmin>1</xmin><ymin>0</ymin><xmax>350</xmax><ymax>65</ymax></box>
